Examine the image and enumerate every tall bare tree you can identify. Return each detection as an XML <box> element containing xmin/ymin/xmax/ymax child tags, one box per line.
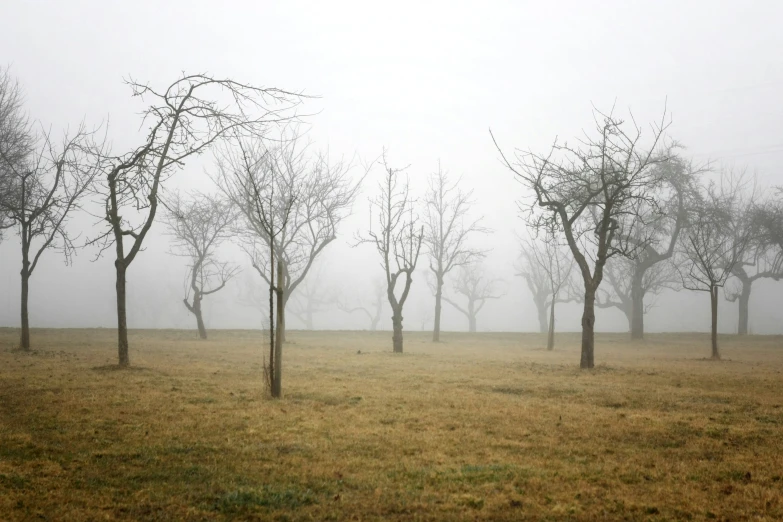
<box><xmin>357</xmin><ymin>156</ymin><xmax>423</xmax><ymax>353</ymax></box>
<box><xmin>422</xmin><ymin>164</ymin><xmax>487</xmax><ymax>341</ymax></box>
<box><xmin>679</xmin><ymin>171</ymin><xmax>755</xmax><ymax>359</ymax></box>
<box><xmin>215</xmin><ymin>131</ymin><xmax>363</xmax><ymax>341</ymax></box>
<box><xmin>521</xmin><ymin>232</ymin><xmax>574</xmax><ymax>350</ymax></box>
<box><xmin>442</xmin><ymin>262</ymin><xmax>503</xmax><ymax>333</ymax></box>
<box><xmin>163</xmin><ymin>192</ymin><xmax>239</xmax><ymax>339</ymax></box>
<box><xmin>89</xmin><ymin>74</ymin><xmax>301</xmax><ymax>368</ymax></box>
<box><xmin>0</xmin><ymin>69</ymin><xmax>103</xmax><ymax>350</ymax></box>
<box><xmin>492</xmin><ymin>107</ymin><xmax>670</xmax><ymax>368</ymax></box>
<box><xmin>337</xmin><ymin>278</ymin><xmax>385</xmax><ymax>331</ymax></box>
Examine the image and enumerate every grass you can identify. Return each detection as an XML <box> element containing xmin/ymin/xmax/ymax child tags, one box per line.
<box><xmin>1</xmin><ymin>327</ymin><xmax>782</xmax><ymax>520</ymax></box>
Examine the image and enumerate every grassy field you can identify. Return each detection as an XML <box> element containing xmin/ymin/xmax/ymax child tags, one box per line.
<box><xmin>1</xmin><ymin>328</ymin><xmax>782</xmax><ymax>521</ymax></box>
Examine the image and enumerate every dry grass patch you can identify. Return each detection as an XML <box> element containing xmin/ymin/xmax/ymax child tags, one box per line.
<box><xmin>1</xmin><ymin>328</ymin><xmax>782</xmax><ymax>520</ymax></box>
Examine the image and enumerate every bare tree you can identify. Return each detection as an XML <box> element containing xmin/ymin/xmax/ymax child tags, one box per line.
<box><xmin>723</xmin><ymin>200</ymin><xmax>782</xmax><ymax>334</ymax></box>
<box><xmin>422</xmin><ymin>164</ymin><xmax>487</xmax><ymax>341</ymax></box>
<box><xmin>213</xmin><ymin>135</ymin><xmax>299</xmax><ymax>398</ymax></box>
<box><xmin>521</xmin><ymin>231</ymin><xmax>574</xmax><ymax>350</ymax></box>
<box><xmin>0</xmin><ymin>69</ymin><xmax>103</xmax><ymax>350</ymax></box>
<box><xmin>443</xmin><ymin>262</ymin><xmax>503</xmax><ymax>333</ymax></box>
<box><xmin>337</xmin><ymin>278</ymin><xmax>385</xmax><ymax>331</ymax></box>
<box><xmin>679</xmin><ymin>171</ymin><xmax>755</xmax><ymax>359</ymax></box>
<box><xmin>235</xmin><ymin>273</ymin><xmax>270</xmax><ymax>330</ymax></box>
<box><xmin>492</xmin><ymin>106</ymin><xmax>670</xmax><ymax>368</ymax></box>
<box><xmin>215</xmin><ymin>130</ymin><xmax>363</xmax><ymax>341</ymax></box>
<box><xmin>595</xmin><ymin>254</ymin><xmax>680</xmax><ymax>332</ymax></box>
<box><xmin>357</xmin><ymin>156</ymin><xmax>424</xmax><ymax>353</ymax></box>
<box><xmin>163</xmin><ymin>192</ymin><xmax>239</xmax><ymax>339</ymax></box>
<box><xmin>89</xmin><ymin>73</ymin><xmax>301</xmax><ymax>368</ymax></box>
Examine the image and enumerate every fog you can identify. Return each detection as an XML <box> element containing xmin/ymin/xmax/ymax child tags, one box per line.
<box><xmin>1</xmin><ymin>0</ymin><xmax>782</xmax><ymax>335</ymax></box>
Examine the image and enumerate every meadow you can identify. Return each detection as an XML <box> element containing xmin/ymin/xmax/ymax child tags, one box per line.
<box><xmin>1</xmin><ymin>328</ymin><xmax>782</xmax><ymax>521</ymax></box>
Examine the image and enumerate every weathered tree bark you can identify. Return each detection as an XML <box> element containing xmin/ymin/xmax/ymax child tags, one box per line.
<box><xmin>547</xmin><ymin>298</ymin><xmax>555</xmax><ymax>351</ymax></box>
<box><xmin>433</xmin><ymin>275</ymin><xmax>443</xmax><ymax>341</ymax></box>
<box><xmin>19</xmin><ymin>264</ymin><xmax>30</xmax><ymax>351</ymax></box>
<box><xmin>183</xmin><ymin>292</ymin><xmax>207</xmax><ymax>339</ymax></box>
<box><xmin>710</xmin><ymin>285</ymin><xmax>720</xmax><ymax>359</ymax></box>
<box><xmin>115</xmin><ymin>261</ymin><xmax>130</xmax><ymax>367</ymax></box>
<box><xmin>392</xmin><ymin>308</ymin><xmax>404</xmax><ymax>353</ymax></box>
<box><xmin>629</xmin><ymin>272</ymin><xmax>645</xmax><ymax>340</ymax></box>
<box><xmin>272</xmin><ymin>260</ymin><xmax>284</xmax><ymax>398</ymax></box>
<box><xmin>580</xmin><ymin>288</ymin><xmax>596</xmax><ymax>369</ymax></box>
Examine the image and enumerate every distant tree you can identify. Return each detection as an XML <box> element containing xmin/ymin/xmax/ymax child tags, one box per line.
<box><xmin>337</xmin><ymin>278</ymin><xmax>385</xmax><ymax>331</ymax></box>
<box><xmin>235</xmin><ymin>273</ymin><xmax>270</xmax><ymax>330</ymax></box>
<box><xmin>521</xmin><ymin>231</ymin><xmax>574</xmax><ymax>350</ymax></box>
<box><xmin>679</xmin><ymin>171</ymin><xmax>755</xmax><ymax>359</ymax></box>
<box><xmin>443</xmin><ymin>262</ymin><xmax>504</xmax><ymax>333</ymax></box>
<box><xmin>163</xmin><ymin>192</ymin><xmax>239</xmax><ymax>339</ymax></box>
<box><xmin>603</xmin><ymin>156</ymin><xmax>702</xmax><ymax>338</ymax></box>
<box><xmin>422</xmin><ymin>164</ymin><xmax>487</xmax><ymax>341</ymax></box>
<box><xmin>357</xmin><ymin>156</ymin><xmax>424</xmax><ymax>353</ymax></box>
<box><xmin>492</xmin><ymin>107</ymin><xmax>671</xmax><ymax>368</ymax></box>
<box><xmin>0</xmin><ymin>68</ymin><xmax>104</xmax><ymax>350</ymax></box>
<box><xmin>215</xmin><ymin>130</ymin><xmax>363</xmax><ymax>342</ymax></box>
<box><xmin>723</xmin><ymin>199</ymin><xmax>783</xmax><ymax>334</ymax></box>
<box><xmin>89</xmin><ymin>73</ymin><xmax>301</xmax><ymax>368</ymax></box>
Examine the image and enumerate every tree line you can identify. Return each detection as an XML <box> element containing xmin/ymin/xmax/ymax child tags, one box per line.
<box><xmin>2</xmin><ymin>67</ymin><xmax>782</xmax><ymax>396</ymax></box>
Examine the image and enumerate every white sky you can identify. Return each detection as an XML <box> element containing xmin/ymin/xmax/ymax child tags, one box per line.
<box><xmin>1</xmin><ymin>0</ymin><xmax>782</xmax><ymax>334</ymax></box>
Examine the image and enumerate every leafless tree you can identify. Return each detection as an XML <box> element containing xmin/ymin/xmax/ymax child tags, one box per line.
<box><xmin>443</xmin><ymin>262</ymin><xmax>503</xmax><ymax>333</ymax></box>
<box><xmin>492</xmin><ymin>106</ymin><xmax>671</xmax><ymax>368</ymax></box>
<box><xmin>235</xmin><ymin>273</ymin><xmax>270</xmax><ymax>330</ymax></box>
<box><xmin>212</xmin><ymin>135</ymin><xmax>300</xmax><ymax>398</ymax></box>
<box><xmin>337</xmin><ymin>278</ymin><xmax>385</xmax><ymax>331</ymax></box>
<box><xmin>0</xmin><ymin>68</ymin><xmax>104</xmax><ymax>350</ymax></box>
<box><xmin>163</xmin><ymin>192</ymin><xmax>239</xmax><ymax>339</ymax></box>
<box><xmin>215</xmin><ymin>130</ymin><xmax>363</xmax><ymax>341</ymax></box>
<box><xmin>422</xmin><ymin>163</ymin><xmax>487</xmax><ymax>341</ymax></box>
<box><xmin>89</xmin><ymin>73</ymin><xmax>301</xmax><ymax>368</ymax></box>
<box><xmin>723</xmin><ymin>200</ymin><xmax>783</xmax><ymax>334</ymax></box>
<box><xmin>357</xmin><ymin>156</ymin><xmax>424</xmax><ymax>352</ymax></box>
<box><xmin>520</xmin><ymin>231</ymin><xmax>575</xmax><ymax>350</ymax></box>
<box><xmin>679</xmin><ymin>171</ymin><xmax>755</xmax><ymax>359</ymax></box>
<box><xmin>596</xmin><ymin>254</ymin><xmax>680</xmax><ymax>332</ymax></box>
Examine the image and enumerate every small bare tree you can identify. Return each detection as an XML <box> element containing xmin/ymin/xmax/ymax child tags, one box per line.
<box><xmin>215</xmin><ymin>130</ymin><xmax>363</xmax><ymax>341</ymax></box>
<box><xmin>337</xmin><ymin>278</ymin><xmax>385</xmax><ymax>331</ymax></box>
<box><xmin>422</xmin><ymin>164</ymin><xmax>487</xmax><ymax>341</ymax></box>
<box><xmin>163</xmin><ymin>192</ymin><xmax>239</xmax><ymax>339</ymax></box>
<box><xmin>521</xmin><ymin>231</ymin><xmax>574</xmax><ymax>350</ymax></box>
<box><xmin>0</xmin><ymin>68</ymin><xmax>104</xmax><ymax>350</ymax></box>
<box><xmin>287</xmin><ymin>266</ymin><xmax>336</xmax><ymax>330</ymax></box>
<box><xmin>89</xmin><ymin>73</ymin><xmax>301</xmax><ymax>368</ymax></box>
<box><xmin>679</xmin><ymin>171</ymin><xmax>755</xmax><ymax>359</ymax></box>
<box><xmin>357</xmin><ymin>156</ymin><xmax>423</xmax><ymax>353</ymax></box>
<box><xmin>443</xmin><ymin>262</ymin><xmax>503</xmax><ymax>333</ymax></box>
<box><xmin>492</xmin><ymin>106</ymin><xmax>670</xmax><ymax>368</ymax></box>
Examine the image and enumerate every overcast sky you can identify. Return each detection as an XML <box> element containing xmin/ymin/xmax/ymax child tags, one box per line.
<box><xmin>1</xmin><ymin>0</ymin><xmax>782</xmax><ymax>334</ymax></box>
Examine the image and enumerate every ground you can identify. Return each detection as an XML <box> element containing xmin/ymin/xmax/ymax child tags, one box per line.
<box><xmin>0</xmin><ymin>328</ymin><xmax>782</xmax><ymax>521</ymax></box>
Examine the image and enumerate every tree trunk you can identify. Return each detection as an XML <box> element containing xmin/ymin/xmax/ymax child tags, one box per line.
<box><xmin>272</xmin><ymin>260</ymin><xmax>284</xmax><ymax>398</ymax></box>
<box><xmin>193</xmin><ymin>295</ymin><xmax>207</xmax><ymax>340</ymax></box>
<box><xmin>20</xmin><ymin>267</ymin><xmax>30</xmax><ymax>351</ymax></box>
<box><xmin>630</xmin><ymin>273</ymin><xmax>644</xmax><ymax>340</ymax></box>
<box><xmin>392</xmin><ymin>308</ymin><xmax>403</xmax><ymax>353</ymax></box>
<box><xmin>536</xmin><ymin>297</ymin><xmax>548</xmax><ymax>334</ymax></box>
<box><xmin>580</xmin><ymin>288</ymin><xmax>596</xmax><ymax>369</ymax></box>
<box><xmin>547</xmin><ymin>298</ymin><xmax>555</xmax><ymax>351</ymax></box>
<box><xmin>115</xmin><ymin>261</ymin><xmax>130</xmax><ymax>367</ymax></box>
<box><xmin>710</xmin><ymin>285</ymin><xmax>720</xmax><ymax>360</ymax></box>
<box><xmin>737</xmin><ymin>280</ymin><xmax>751</xmax><ymax>335</ymax></box>
<box><xmin>468</xmin><ymin>300</ymin><xmax>476</xmax><ymax>333</ymax></box>
<box><xmin>433</xmin><ymin>275</ymin><xmax>443</xmax><ymax>341</ymax></box>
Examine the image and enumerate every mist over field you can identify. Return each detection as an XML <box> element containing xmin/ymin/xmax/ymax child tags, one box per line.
<box><xmin>1</xmin><ymin>1</ymin><xmax>782</xmax><ymax>336</ymax></box>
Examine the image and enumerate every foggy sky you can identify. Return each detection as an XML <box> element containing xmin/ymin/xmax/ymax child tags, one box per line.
<box><xmin>1</xmin><ymin>0</ymin><xmax>782</xmax><ymax>334</ymax></box>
